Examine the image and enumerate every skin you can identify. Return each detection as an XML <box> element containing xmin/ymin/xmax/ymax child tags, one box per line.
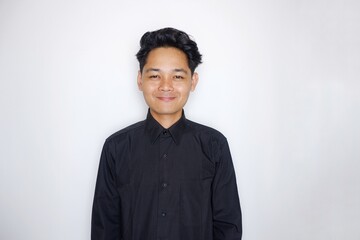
<box><xmin>137</xmin><ymin>47</ymin><xmax>199</xmax><ymax>128</ymax></box>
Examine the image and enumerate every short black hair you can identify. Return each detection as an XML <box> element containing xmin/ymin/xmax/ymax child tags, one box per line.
<box><xmin>136</xmin><ymin>27</ymin><xmax>202</xmax><ymax>74</ymax></box>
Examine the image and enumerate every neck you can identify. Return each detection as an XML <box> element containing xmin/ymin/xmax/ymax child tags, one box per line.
<box><xmin>150</xmin><ymin>110</ymin><xmax>182</xmax><ymax>129</ymax></box>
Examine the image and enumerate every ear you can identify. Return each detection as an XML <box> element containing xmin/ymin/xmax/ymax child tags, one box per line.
<box><xmin>137</xmin><ymin>70</ymin><xmax>143</xmax><ymax>91</ymax></box>
<box><xmin>190</xmin><ymin>72</ymin><xmax>199</xmax><ymax>92</ymax></box>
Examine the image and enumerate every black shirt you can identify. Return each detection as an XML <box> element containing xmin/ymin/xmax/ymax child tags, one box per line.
<box><xmin>91</xmin><ymin>111</ymin><xmax>242</xmax><ymax>240</ymax></box>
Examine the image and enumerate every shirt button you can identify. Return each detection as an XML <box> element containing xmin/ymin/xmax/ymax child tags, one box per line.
<box><xmin>163</xmin><ymin>153</ymin><xmax>167</xmax><ymax>158</ymax></box>
<box><xmin>162</xmin><ymin>130</ymin><xmax>167</xmax><ymax>135</ymax></box>
<box><xmin>162</xmin><ymin>182</ymin><xmax>168</xmax><ymax>188</ymax></box>
<box><xmin>161</xmin><ymin>212</ymin><xmax>166</xmax><ymax>217</ymax></box>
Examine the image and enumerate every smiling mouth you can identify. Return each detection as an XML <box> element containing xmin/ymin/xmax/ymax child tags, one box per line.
<box><xmin>157</xmin><ymin>96</ymin><xmax>176</xmax><ymax>102</ymax></box>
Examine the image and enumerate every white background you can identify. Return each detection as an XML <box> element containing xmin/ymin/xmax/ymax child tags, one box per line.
<box><xmin>1</xmin><ymin>0</ymin><xmax>359</xmax><ymax>239</ymax></box>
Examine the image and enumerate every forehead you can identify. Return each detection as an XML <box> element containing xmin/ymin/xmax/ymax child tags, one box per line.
<box><xmin>144</xmin><ymin>47</ymin><xmax>189</xmax><ymax>70</ymax></box>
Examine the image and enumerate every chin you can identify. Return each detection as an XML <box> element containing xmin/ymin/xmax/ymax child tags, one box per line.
<box><xmin>152</xmin><ymin>108</ymin><xmax>182</xmax><ymax>116</ymax></box>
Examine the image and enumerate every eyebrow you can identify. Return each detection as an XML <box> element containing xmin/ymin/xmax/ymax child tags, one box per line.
<box><xmin>173</xmin><ymin>68</ymin><xmax>188</xmax><ymax>74</ymax></box>
<box><xmin>144</xmin><ymin>68</ymin><xmax>188</xmax><ymax>74</ymax></box>
<box><xmin>145</xmin><ymin>68</ymin><xmax>160</xmax><ymax>73</ymax></box>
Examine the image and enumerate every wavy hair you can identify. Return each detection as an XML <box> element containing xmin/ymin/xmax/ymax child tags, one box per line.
<box><xmin>136</xmin><ymin>27</ymin><xmax>202</xmax><ymax>74</ymax></box>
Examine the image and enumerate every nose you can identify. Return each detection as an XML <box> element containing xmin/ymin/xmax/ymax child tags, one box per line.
<box><xmin>159</xmin><ymin>76</ymin><xmax>173</xmax><ymax>92</ymax></box>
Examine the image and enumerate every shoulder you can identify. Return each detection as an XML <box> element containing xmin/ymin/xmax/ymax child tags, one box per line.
<box><xmin>187</xmin><ymin>120</ymin><xmax>227</xmax><ymax>156</ymax></box>
<box><xmin>105</xmin><ymin>120</ymin><xmax>145</xmax><ymax>145</ymax></box>
<box><xmin>186</xmin><ymin>119</ymin><xmax>228</xmax><ymax>145</ymax></box>
<box><xmin>185</xmin><ymin>119</ymin><xmax>231</xmax><ymax>162</ymax></box>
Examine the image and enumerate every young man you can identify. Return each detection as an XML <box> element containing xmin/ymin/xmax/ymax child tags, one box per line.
<box><xmin>91</xmin><ymin>28</ymin><xmax>242</xmax><ymax>240</ymax></box>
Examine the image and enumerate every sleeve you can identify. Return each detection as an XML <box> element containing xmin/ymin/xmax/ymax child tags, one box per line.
<box><xmin>212</xmin><ymin>138</ymin><xmax>242</xmax><ymax>240</ymax></box>
<box><xmin>91</xmin><ymin>140</ymin><xmax>121</xmax><ymax>240</ymax></box>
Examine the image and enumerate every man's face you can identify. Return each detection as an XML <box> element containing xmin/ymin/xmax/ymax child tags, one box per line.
<box><xmin>137</xmin><ymin>47</ymin><xmax>198</xmax><ymax>122</ymax></box>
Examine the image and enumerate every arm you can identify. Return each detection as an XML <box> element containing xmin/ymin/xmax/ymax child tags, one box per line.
<box><xmin>91</xmin><ymin>140</ymin><xmax>121</xmax><ymax>240</ymax></box>
<box><xmin>212</xmin><ymin>139</ymin><xmax>242</xmax><ymax>240</ymax></box>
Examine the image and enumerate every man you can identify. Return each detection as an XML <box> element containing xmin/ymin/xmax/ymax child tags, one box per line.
<box><xmin>91</xmin><ymin>27</ymin><xmax>242</xmax><ymax>240</ymax></box>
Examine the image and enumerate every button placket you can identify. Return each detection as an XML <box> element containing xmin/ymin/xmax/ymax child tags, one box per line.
<box><xmin>157</xmin><ymin>131</ymin><xmax>172</xmax><ymax>240</ymax></box>
<box><xmin>161</xmin><ymin>153</ymin><xmax>168</xmax><ymax>190</ymax></box>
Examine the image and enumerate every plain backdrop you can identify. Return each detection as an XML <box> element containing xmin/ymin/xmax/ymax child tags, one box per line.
<box><xmin>1</xmin><ymin>0</ymin><xmax>359</xmax><ymax>239</ymax></box>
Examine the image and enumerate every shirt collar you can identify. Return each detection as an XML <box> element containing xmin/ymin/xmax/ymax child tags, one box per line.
<box><xmin>145</xmin><ymin>109</ymin><xmax>188</xmax><ymax>145</ymax></box>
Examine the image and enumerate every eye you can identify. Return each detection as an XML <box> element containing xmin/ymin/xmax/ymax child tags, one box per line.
<box><xmin>149</xmin><ymin>75</ymin><xmax>160</xmax><ymax>79</ymax></box>
<box><xmin>174</xmin><ymin>75</ymin><xmax>184</xmax><ymax>80</ymax></box>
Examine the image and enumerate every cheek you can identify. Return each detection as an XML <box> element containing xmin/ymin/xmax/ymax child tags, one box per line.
<box><xmin>142</xmin><ymin>83</ymin><xmax>158</xmax><ymax>93</ymax></box>
<box><xmin>178</xmin><ymin>84</ymin><xmax>192</xmax><ymax>94</ymax></box>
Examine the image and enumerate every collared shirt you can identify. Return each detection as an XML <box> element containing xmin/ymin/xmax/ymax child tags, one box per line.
<box><xmin>91</xmin><ymin>111</ymin><xmax>242</xmax><ymax>240</ymax></box>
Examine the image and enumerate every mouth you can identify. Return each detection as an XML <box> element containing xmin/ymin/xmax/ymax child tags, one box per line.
<box><xmin>157</xmin><ymin>96</ymin><xmax>176</xmax><ymax>102</ymax></box>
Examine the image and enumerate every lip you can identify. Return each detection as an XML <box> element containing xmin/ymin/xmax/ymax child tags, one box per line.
<box><xmin>157</xmin><ymin>96</ymin><xmax>176</xmax><ymax>102</ymax></box>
